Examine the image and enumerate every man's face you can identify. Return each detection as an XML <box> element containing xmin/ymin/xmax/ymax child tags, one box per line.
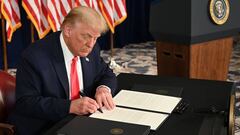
<box><xmin>65</xmin><ymin>22</ymin><xmax>101</xmax><ymax>57</ymax></box>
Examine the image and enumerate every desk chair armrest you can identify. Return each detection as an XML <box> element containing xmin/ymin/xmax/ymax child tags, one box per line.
<box><xmin>0</xmin><ymin>123</ymin><xmax>15</xmax><ymax>135</ymax></box>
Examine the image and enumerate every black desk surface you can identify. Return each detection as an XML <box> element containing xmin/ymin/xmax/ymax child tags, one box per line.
<box><xmin>45</xmin><ymin>73</ymin><xmax>233</xmax><ymax>135</ymax></box>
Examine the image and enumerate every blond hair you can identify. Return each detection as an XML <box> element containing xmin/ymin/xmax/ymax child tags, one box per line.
<box><xmin>61</xmin><ymin>6</ymin><xmax>108</xmax><ymax>34</ymax></box>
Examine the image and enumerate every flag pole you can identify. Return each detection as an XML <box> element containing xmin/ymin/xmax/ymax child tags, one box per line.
<box><xmin>110</xmin><ymin>32</ymin><xmax>114</xmax><ymax>57</ymax></box>
<box><xmin>27</xmin><ymin>15</ymin><xmax>35</xmax><ymax>43</ymax></box>
<box><xmin>0</xmin><ymin>13</ymin><xmax>8</xmax><ymax>71</ymax></box>
<box><xmin>31</xmin><ymin>22</ymin><xmax>35</xmax><ymax>43</ymax></box>
<box><xmin>109</xmin><ymin>31</ymin><xmax>122</xmax><ymax>71</ymax></box>
<box><xmin>109</xmin><ymin>32</ymin><xmax>116</xmax><ymax>68</ymax></box>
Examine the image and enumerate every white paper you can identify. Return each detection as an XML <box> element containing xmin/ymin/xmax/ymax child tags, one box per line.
<box><xmin>114</xmin><ymin>90</ymin><xmax>181</xmax><ymax>113</ymax></box>
<box><xmin>90</xmin><ymin>107</ymin><xmax>168</xmax><ymax>130</ymax></box>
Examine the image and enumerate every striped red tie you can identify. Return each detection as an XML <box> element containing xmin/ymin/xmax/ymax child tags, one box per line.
<box><xmin>70</xmin><ymin>56</ymin><xmax>80</xmax><ymax>100</ymax></box>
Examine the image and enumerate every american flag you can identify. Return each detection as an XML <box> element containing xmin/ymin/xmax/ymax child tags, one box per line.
<box><xmin>1</xmin><ymin>0</ymin><xmax>21</xmax><ymax>42</ymax></box>
<box><xmin>91</xmin><ymin>0</ymin><xmax>100</xmax><ymax>13</ymax></box>
<box><xmin>99</xmin><ymin>0</ymin><xmax>127</xmax><ymax>33</ymax></box>
<box><xmin>47</xmin><ymin>0</ymin><xmax>74</xmax><ymax>32</ymax></box>
<box><xmin>22</xmin><ymin>0</ymin><xmax>51</xmax><ymax>39</ymax></box>
<box><xmin>75</xmin><ymin>0</ymin><xmax>100</xmax><ymax>13</ymax></box>
<box><xmin>75</xmin><ymin>0</ymin><xmax>92</xmax><ymax>7</ymax></box>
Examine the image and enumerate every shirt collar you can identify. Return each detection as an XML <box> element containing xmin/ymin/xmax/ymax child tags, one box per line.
<box><xmin>60</xmin><ymin>32</ymin><xmax>75</xmax><ymax>62</ymax></box>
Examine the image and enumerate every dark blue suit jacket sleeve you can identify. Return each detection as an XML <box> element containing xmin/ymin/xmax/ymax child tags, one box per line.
<box><xmin>15</xmin><ymin>49</ymin><xmax>71</xmax><ymax>121</ymax></box>
<box><xmin>83</xmin><ymin>44</ymin><xmax>117</xmax><ymax>97</ymax></box>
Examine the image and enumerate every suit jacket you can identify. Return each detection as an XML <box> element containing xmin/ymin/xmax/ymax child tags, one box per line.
<box><xmin>8</xmin><ymin>31</ymin><xmax>117</xmax><ymax>135</ymax></box>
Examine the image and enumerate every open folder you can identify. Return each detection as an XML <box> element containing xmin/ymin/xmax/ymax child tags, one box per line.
<box><xmin>90</xmin><ymin>90</ymin><xmax>182</xmax><ymax>130</ymax></box>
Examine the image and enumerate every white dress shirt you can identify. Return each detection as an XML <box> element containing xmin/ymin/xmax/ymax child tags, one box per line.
<box><xmin>60</xmin><ymin>32</ymin><xmax>84</xmax><ymax>99</ymax></box>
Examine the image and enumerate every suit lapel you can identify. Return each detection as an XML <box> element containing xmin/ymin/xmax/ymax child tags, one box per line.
<box><xmin>51</xmin><ymin>32</ymin><xmax>69</xmax><ymax>98</ymax></box>
<box><xmin>81</xmin><ymin>57</ymin><xmax>92</xmax><ymax>94</ymax></box>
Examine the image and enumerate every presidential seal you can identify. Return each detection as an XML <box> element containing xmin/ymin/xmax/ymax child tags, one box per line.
<box><xmin>110</xmin><ymin>128</ymin><xmax>124</xmax><ymax>135</ymax></box>
<box><xmin>209</xmin><ymin>0</ymin><xmax>230</xmax><ymax>25</ymax></box>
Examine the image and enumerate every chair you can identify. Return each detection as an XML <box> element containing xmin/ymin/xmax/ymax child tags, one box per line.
<box><xmin>0</xmin><ymin>70</ymin><xmax>16</xmax><ymax>135</ymax></box>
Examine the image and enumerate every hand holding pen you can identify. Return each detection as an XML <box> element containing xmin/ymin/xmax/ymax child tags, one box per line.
<box><xmin>79</xmin><ymin>91</ymin><xmax>103</xmax><ymax>113</ymax></box>
<box><xmin>69</xmin><ymin>94</ymin><xmax>100</xmax><ymax>115</ymax></box>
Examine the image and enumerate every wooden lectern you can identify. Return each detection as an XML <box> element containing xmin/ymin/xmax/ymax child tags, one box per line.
<box><xmin>149</xmin><ymin>0</ymin><xmax>240</xmax><ymax>81</ymax></box>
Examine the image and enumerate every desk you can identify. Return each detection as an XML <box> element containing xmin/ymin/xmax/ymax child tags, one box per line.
<box><xmin>45</xmin><ymin>73</ymin><xmax>233</xmax><ymax>135</ymax></box>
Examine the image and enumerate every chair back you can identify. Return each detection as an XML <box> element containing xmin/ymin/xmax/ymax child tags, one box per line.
<box><xmin>0</xmin><ymin>71</ymin><xmax>16</xmax><ymax>122</ymax></box>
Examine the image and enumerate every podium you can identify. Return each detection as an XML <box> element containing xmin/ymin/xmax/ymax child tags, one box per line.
<box><xmin>149</xmin><ymin>0</ymin><xmax>240</xmax><ymax>81</ymax></box>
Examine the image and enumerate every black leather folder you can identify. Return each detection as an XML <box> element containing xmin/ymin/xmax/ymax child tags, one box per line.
<box><xmin>57</xmin><ymin>116</ymin><xmax>150</xmax><ymax>135</ymax></box>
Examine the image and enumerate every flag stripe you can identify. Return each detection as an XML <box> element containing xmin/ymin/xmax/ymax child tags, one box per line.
<box><xmin>47</xmin><ymin>0</ymin><xmax>59</xmax><ymax>31</ymax></box>
<box><xmin>99</xmin><ymin>0</ymin><xmax>114</xmax><ymax>32</ymax></box>
<box><xmin>41</xmin><ymin>1</ymin><xmax>49</xmax><ymax>31</ymax></box>
<box><xmin>51</xmin><ymin>0</ymin><xmax>62</xmax><ymax>31</ymax></box>
<box><xmin>85</xmin><ymin>0</ymin><xmax>91</xmax><ymax>7</ymax></box>
<box><xmin>113</xmin><ymin>0</ymin><xmax>126</xmax><ymax>25</ymax></box>
<box><xmin>92</xmin><ymin>0</ymin><xmax>100</xmax><ymax>13</ymax></box>
<box><xmin>75</xmin><ymin>0</ymin><xmax>80</xmax><ymax>7</ymax></box>
<box><xmin>99</xmin><ymin>0</ymin><xmax>127</xmax><ymax>33</ymax></box>
<box><xmin>22</xmin><ymin>1</ymin><xmax>40</xmax><ymax>30</ymax></box>
<box><xmin>48</xmin><ymin>0</ymin><xmax>73</xmax><ymax>31</ymax></box>
<box><xmin>60</xmin><ymin>1</ymin><xmax>68</xmax><ymax>17</ymax></box>
<box><xmin>6</xmin><ymin>23</ymin><xmax>12</xmax><ymax>40</ymax></box>
<box><xmin>22</xmin><ymin>0</ymin><xmax>50</xmax><ymax>39</ymax></box>
<box><xmin>11</xmin><ymin>0</ymin><xmax>21</xmax><ymax>23</ymax></box>
<box><xmin>1</xmin><ymin>0</ymin><xmax>22</xmax><ymax>42</ymax></box>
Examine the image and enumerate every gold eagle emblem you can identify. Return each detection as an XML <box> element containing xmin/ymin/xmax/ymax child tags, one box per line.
<box><xmin>209</xmin><ymin>0</ymin><xmax>230</xmax><ymax>25</ymax></box>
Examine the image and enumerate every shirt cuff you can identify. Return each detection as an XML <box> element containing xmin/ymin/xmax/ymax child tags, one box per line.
<box><xmin>96</xmin><ymin>85</ymin><xmax>111</xmax><ymax>93</ymax></box>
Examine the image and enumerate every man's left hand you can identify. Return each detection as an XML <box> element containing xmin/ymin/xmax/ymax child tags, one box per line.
<box><xmin>95</xmin><ymin>87</ymin><xmax>115</xmax><ymax>110</ymax></box>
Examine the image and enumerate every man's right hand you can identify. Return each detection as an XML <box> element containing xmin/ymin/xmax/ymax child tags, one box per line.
<box><xmin>69</xmin><ymin>97</ymin><xmax>100</xmax><ymax>115</ymax></box>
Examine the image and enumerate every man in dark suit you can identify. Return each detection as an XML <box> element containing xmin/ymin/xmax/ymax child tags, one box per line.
<box><xmin>8</xmin><ymin>6</ymin><xmax>117</xmax><ymax>135</ymax></box>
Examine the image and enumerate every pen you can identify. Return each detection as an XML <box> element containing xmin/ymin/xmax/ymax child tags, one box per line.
<box><xmin>79</xmin><ymin>91</ymin><xmax>103</xmax><ymax>113</ymax></box>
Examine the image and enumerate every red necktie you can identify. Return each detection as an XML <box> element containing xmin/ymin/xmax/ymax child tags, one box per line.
<box><xmin>70</xmin><ymin>56</ymin><xmax>80</xmax><ymax>100</ymax></box>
